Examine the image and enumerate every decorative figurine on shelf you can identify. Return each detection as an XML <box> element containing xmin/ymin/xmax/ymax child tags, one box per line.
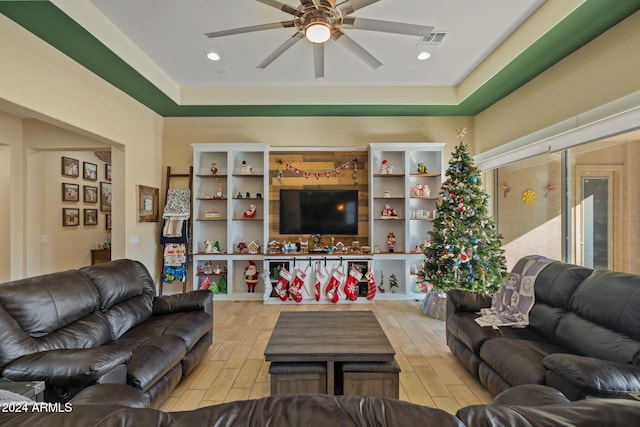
<box><xmin>241</xmin><ymin>160</ymin><xmax>251</xmax><ymax>174</ymax></box>
<box><xmin>378</xmin><ymin>270</ymin><xmax>386</xmax><ymax>293</ymax></box>
<box><xmin>210</xmin><ymin>162</ymin><xmax>218</xmax><ymax>175</ymax></box>
<box><xmin>204</xmin><ymin>240</ymin><xmax>222</xmax><ymax>254</ymax></box>
<box><xmin>380</xmin><ymin>159</ymin><xmax>393</xmax><ymax>175</ymax></box>
<box><xmin>203</xmin><ymin>260</ymin><xmax>213</xmax><ymax>274</ymax></box>
<box><xmin>199</xmin><ymin>276</ymin><xmax>211</xmax><ymax>291</ymax></box>
<box><xmin>256</xmin><ymin>193</ymin><xmax>262</xmax><ymax>199</ymax></box>
<box><xmin>388</xmin><ymin>273</ymin><xmax>399</xmax><ymax>293</ymax></box>
<box><xmin>213</xmin><ymin>264</ymin><xmax>222</xmax><ymax>275</ymax></box>
<box><xmin>247</xmin><ymin>241</ymin><xmax>260</xmax><ymax>254</ymax></box>
<box><xmin>236</xmin><ymin>242</ymin><xmax>248</xmax><ymax>254</ymax></box>
<box><xmin>387</xmin><ymin>232</ymin><xmax>396</xmax><ymax>252</ymax></box>
<box><xmin>417</xmin><ymin>160</ymin><xmax>427</xmax><ymax>174</ymax></box>
<box><xmin>215</xmin><ymin>182</ymin><xmax>224</xmax><ymax>199</ymax></box>
<box><xmin>246</xmin><ymin>191</ymin><xmax>251</xmax><ymax>198</ymax></box>
<box><xmin>244</xmin><ymin>261</ymin><xmax>260</xmax><ymax>293</ymax></box>
<box><xmin>381</xmin><ymin>204</ymin><xmax>398</xmax><ymax>219</ymax></box>
<box><xmin>244</xmin><ymin>204</ymin><xmax>257</xmax><ymax>218</ymax></box>
<box><xmin>197</xmin><ymin>264</ymin><xmax>203</xmax><ymax>273</ymax></box>
<box><xmin>218</xmin><ymin>275</ymin><xmax>227</xmax><ymax>293</ymax></box>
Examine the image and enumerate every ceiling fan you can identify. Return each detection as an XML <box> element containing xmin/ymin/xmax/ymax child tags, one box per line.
<box><xmin>205</xmin><ymin>0</ymin><xmax>434</xmax><ymax>79</ymax></box>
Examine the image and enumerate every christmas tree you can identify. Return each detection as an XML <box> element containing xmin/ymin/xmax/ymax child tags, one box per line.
<box><xmin>421</xmin><ymin>140</ymin><xmax>507</xmax><ymax>294</ymax></box>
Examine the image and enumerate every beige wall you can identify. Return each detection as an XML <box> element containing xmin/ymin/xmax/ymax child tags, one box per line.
<box><xmin>474</xmin><ymin>11</ymin><xmax>640</xmax><ymax>154</ymax></box>
<box><xmin>0</xmin><ymin>14</ymin><xmax>163</xmax><ymax>279</ymax></box>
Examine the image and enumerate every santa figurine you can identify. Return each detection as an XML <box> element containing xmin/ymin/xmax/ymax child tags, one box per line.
<box><xmin>380</xmin><ymin>159</ymin><xmax>391</xmax><ymax>175</ymax></box>
<box><xmin>243</xmin><ymin>204</ymin><xmax>257</xmax><ymax>218</ymax></box>
<box><xmin>244</xmin><ymin>261</ymin><xmax>260</xmax><ymax>293</ymax></box>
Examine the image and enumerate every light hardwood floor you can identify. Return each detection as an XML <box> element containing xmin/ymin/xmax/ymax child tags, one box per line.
<box><xmin>160</xmin><ymin>300</ymin><xmax>492</xmax><ymax>414</ymax></box>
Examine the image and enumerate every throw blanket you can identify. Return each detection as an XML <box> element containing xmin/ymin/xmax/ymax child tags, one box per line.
<box><xmin>162</xmin><ymin>188</ymin><xmax>191</xmax><ymax>238</ymax></box>
<box><xmin>475</xmin><ymin>255</ymin><xmax>555</xmax><ymax>329</ymax></box>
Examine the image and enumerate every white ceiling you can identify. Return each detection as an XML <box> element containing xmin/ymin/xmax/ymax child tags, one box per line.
<box><xmin>77</xmin><ymin>0</ymin><xmax>545</xmax><ymax>89</ymax></box>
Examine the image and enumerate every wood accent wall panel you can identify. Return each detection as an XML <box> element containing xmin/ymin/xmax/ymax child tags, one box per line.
<box><xmin>268</xmin><ymin>151</ymin><xmax>369</xmax><ymax>246</ymax></box>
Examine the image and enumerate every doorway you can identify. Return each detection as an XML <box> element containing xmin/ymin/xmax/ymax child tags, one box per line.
<box><xmin>574</xmin><ymin>165</ymin><xmax>624</xmax><ymax>270</ymax></box>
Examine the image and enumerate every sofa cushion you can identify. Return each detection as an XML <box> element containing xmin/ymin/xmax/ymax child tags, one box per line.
<box><xmin>112</xmin><ymin>335</ymin><xmax>186</xmax><ymax>392</ymax></box>
<box><xmin>2</xmin><ymin>346</ymin><xmax>132</xmax><ymax>386</ymax></box>
<box><xmin>555</xmin><ymin>312</ymin><xmax>640</xmax><ymax>365</ymax></box>
<box><xmin>533</xmin><ymin>262</ymin><xmax>592</xmax><ymax>309</ymax></box>
<box><xmin>81</xmin><ymin>260</ymin><xmax>156</xmax><ymax>339</ymax></box>
<box><xmin>479</xmin><ymin>338</ymin><xmax>566</xmax><ymax>387</ymax></box>
<box><xmin>447</xmin><ymin>312</ymin><xmax>501</xmax><ymax>353</ymax></box>
<box><xmin>569</xmin><ymin>270</ymin><xmax>640</xmax><ymax>341</ymax></box>
<box><xmin>121</xmin><ymin>311</ymin><xmax>212</xmax><ymax>351</ymax></box>
<box><xmin>81</xmin><ymin>260</ymin><xmax>154</xmax><ymax>311</ymax></box>
<box><xmin>0</xmin><ymin>270</ymin><xmax>99</xmax><ymax>337</ymax></box>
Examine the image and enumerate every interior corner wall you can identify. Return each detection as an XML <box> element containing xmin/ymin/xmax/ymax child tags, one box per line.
<box><xmin>0</xmin><ymin>14</ymin><xmax>163</xmax><ymax>279</ymax></box>
<box><xmin>474</xmin><ymin>10</ymin><xmax>640</xmax><ymax>155</ymax></box>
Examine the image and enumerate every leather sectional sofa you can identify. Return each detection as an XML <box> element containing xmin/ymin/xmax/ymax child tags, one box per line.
<box><xmin>446</xmin><ymin>256</ymin><xmax>640</xmax><ymax>400</ymax></box>
<box><xmin>0</xmin><ymin>383</ymin><xmax>639</xmax><ymax>426</ymax></box>
<box><xmin>0</xmin><ymin>259</ymin><xmax>213</xmax><ymax>407</ymax></box>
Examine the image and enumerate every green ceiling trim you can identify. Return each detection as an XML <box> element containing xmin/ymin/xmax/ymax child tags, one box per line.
<box><xmin>1</xmin><ymin>0</ymin><xmax>639</xmax><ymax>117</ymax></box>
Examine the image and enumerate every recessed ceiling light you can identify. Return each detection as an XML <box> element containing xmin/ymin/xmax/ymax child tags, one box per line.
<box><xmin>206</xmin><ymin>51</ymin><xmax>221</xmax><ymax>61</ymax></box>
<box><xmin>417</xmin><ymin>51</ymin><xmax>431</xmax><ymax>60</ymax></box>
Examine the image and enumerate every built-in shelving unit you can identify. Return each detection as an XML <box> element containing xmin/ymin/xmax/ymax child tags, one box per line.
<box><xmin>192</xmin><ymin>143</ymin><xmax>269</xmax><ymax>300</ymax></box>
<box><xmin>368</xmin><ymin>143</ymin><xmax>446</xmax><ymax>299</ymax></box>
<box><xmin>190</xmin><ymin>142</ymin><xmax>444</xmax><ymax>302</ymax></box>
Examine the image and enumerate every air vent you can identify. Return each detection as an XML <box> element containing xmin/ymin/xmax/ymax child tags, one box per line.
<box><xmin>418</xmin><ymin>31</ymin><xmax>448</xmax><ymax>46</ymax></box>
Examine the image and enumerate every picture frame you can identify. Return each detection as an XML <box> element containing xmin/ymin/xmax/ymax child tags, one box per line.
<box><xmin>84</xmin><ymin>208</ymin><xmax>98</xmax><ymax>226</ymax></box>
<box><xmin>83</xmin><ymin>185</ymin><xmax>98</xmax><ymax>203</ymax></box>
<box><xmin>61</xmin><ymin>157</ymin><xmax>79</xmax><ymax>178</ymax></box>
<box><xmin>100</xmin><ymin>181</ymin><xmax>112</xmax><ymax>212</ymax></box>
<box><xmin>105</xmin><ymin>214</ymin><xmax>112</xmax><ymax>231</ymax></box>
<box><xmin>105</xmin><ymin>164</ymin><xmax>112</xmax><ymax>181</ymax></box>
<box><xmin>62</xmin><ymin>208</ymin><xmax>80</xmax><ymax>226</ymax></box>
<box><xmin>83</xmin><ymin>161</ymin><xmax>98</xmax><ymax>181</ymax></box>
<box><xmin>62</xmin><ymin>183</ymin><xmax>80</xmax><ymax>202</ymax></box>
<box><xmin>137</xmin><ymin>185</ymin><xmax>159</xmax><ymax>222</ymax></box>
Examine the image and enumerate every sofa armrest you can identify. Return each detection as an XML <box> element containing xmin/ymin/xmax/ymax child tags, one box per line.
<box><xmin>446</xmin><ymin>289</ymin><xmax>492</xmax><ymax>313</ymax></box>
<box><xmin>2</xmin><ymin>346</ymin><xmax>131</xmax><ymax>387</ymax></box>
<box><xmin>153</xmin><ymin>290</ymin><xmax>213</xmax><ymax>317</ymax></box>
<box><xmin>544</xmin><ymin>353</ymin><xmax>640</xmax><ymax>398</ymax></box>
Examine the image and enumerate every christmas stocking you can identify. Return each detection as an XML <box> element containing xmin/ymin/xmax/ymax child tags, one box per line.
<box><xmin>274</xmin><ymin>266</ymin><xmax>291</xmax><ymax>301</ymax></box>
<box><xmin>325</xmin><ymin>267</ymin><xmax>345</xmax><ymax>304</ymax></box>
<box><xmin>314</xmin><ymin>263</ymin><xmax>329</xmax><ymax>302</ymax></box>
<box><xmin>344</xmin><ymin>265</ymin><xmax>363</xmax><ymax>301</ymax></box>
<box><xmin>365</xmin><ymin>268</ymin><xmax>377</xmax><ymax>300</ymax></box>
<box><xmin>289</xmin><ymin>267</ymin><xmax>307</xmax><ymax>303</ymax></box>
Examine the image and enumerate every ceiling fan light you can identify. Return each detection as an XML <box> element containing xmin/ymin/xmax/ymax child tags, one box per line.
<box><xmin>206</xmin><ymin>51</ymin><xmax>221</xmax><ymax>61</ymax></box>
<box><xmin>417</xmin><ymin>51</ymin><xmax>431</xmax><ymax>60</ymax></box>
<box><xmin>305</xmin><ymin>22</ymin><xmax>331</xmax><ymax>43</ymax></box>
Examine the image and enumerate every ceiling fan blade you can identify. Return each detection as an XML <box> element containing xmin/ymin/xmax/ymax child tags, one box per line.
<box><xmin>343</xmin><ymin>17</ymin><xmax>434</xmax><ymax>37</ymax></box>
<box><xmin>256</xmin><ymin>0</ymin><xmax>302</xmax><ymax>16</ymax></box>
<box><xmin>338</xmin><ymin>0</ymin><xmax>380</xmax><ymax>16</ymax></box>
<box><xmin>257</xmin><ymin>32</ymin><xmax>305</xmax><ymax>69</ymax></box>
<box><xmin>300</xmin><ymin>0</ymin><xmax>316</xmax><ymax>7</ymax></box>
<box><xmin>313</xmin><ymin>42</ymin><xmax>324</xmax><ymax>79</ymax></box>
<box><xmin>205</xmin><ymin>21</ymin><xmax>295</xmax><ymax>38</ymax></box>
<box><xmin>333</xmin><ymin>30</ymin><xmax>382</xmax><ymax>69</ymax></box>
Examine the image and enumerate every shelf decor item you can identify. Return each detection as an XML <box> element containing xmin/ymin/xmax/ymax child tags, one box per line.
<box><xmin>421</xmin><ymin>142</ymin><xmax>507</xmax><ymax>297</ymax></box>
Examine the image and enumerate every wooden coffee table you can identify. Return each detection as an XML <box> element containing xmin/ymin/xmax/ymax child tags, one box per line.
<box><xmin>265</xmin><ymin>311</ymin><xmax>395</xmax><ymax>394</ymax></box>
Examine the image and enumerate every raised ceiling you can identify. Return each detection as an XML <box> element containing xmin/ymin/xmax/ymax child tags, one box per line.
<box><xmin>1</xmin><ymin>0</ymin><xmax>639</xmax><ymax>116</ymax></box>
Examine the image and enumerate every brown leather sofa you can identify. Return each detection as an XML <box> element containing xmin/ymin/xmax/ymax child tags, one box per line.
<box><xmin>446</xmin><ymin>256</ymin><xmax>640</xmax><ymax>400</ymax></box>
<box><xmin>0</xmin><ymin>259</ymin><xmax>213</xmax><ymax>407</ymax></box>
<box><xmin>0</xmin><ymin>384</ymin><xmax>639</xmax><ymax>426</ymax></box>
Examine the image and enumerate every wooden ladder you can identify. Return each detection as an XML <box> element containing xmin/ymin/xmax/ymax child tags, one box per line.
<box><xmin>159</xmin><ymin>166</ymin><xmax>193</xmax><ymax>295</ymax></box>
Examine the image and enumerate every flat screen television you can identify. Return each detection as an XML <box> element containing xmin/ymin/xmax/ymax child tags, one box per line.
<box><xmin>279</xmin><ymin>189</ymin><xmax>358</xmax><ymax>235</ymax></box>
